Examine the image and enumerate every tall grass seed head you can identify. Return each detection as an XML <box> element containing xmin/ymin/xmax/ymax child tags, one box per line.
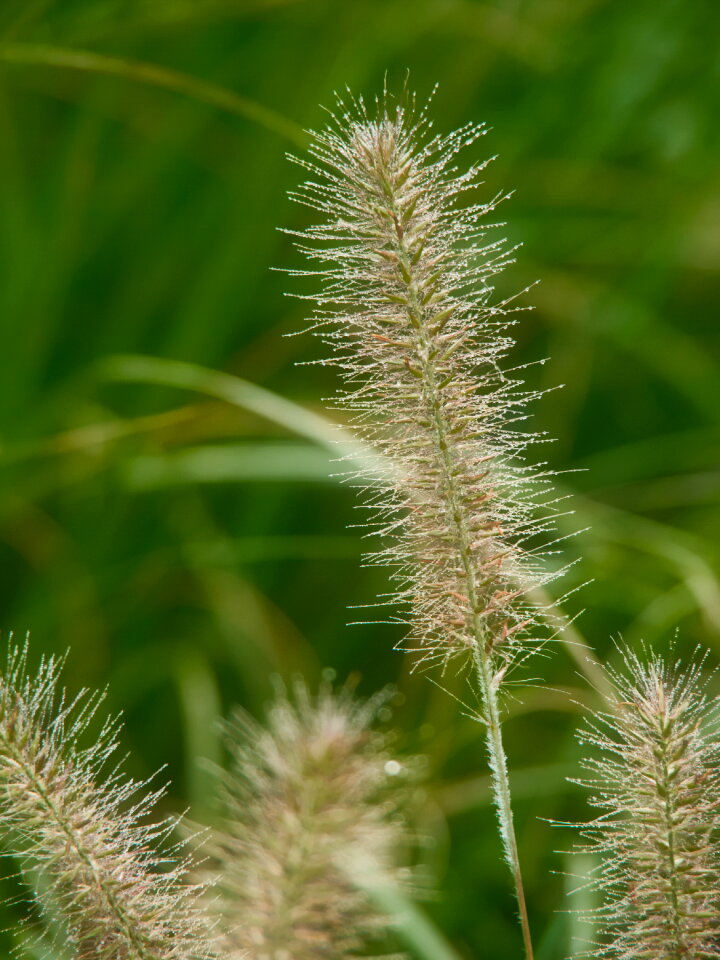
<box><xmin>288</xmin><ymin>90</ymin><xmax>568</xmax><ymax>677</ymax></box>
<box><xmin>206</xmin><ymin>679</ymin><xmax>420</xmax><ymax>960</ymax></box>
<box><xmin>0</xmin><ymin>641</ymin><xmax>215</xmax><ymax>960</ymax></box>
<box><xmin>572</xmin><ymin>647</ymin><xmax>720</xmax><ymax>959</ymax></box>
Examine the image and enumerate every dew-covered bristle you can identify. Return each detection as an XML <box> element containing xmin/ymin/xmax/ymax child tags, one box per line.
<box><xmin>290</xmin><ymin>92</ymin><xmax>566</xmax><ymax>674</ymax></box>
<box><xmin>0</xmin><ymin>643</ymin><xmax>215</xmax><ymax>960</ymax></box>
<box><xmin>206</xmin><ymin>681</ymin><xmax>416</xmax><ymax>960</ymax></box>
<box><xmin>574</xmin><ymin>650</ymin><xmax>720</xmax><ymax>959</ymax></box>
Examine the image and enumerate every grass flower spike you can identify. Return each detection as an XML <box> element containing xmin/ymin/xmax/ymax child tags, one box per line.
<box><xmin>574</xmin><ymin>649</ymin><xmax>720</xmax><ymax>959</ymax></box>
<box><xmin>0</xmin><ymin>643</ymin><xmax>214</xmax><ymax>960</ymax></box>
<box><xmin>290</xmin><ymin>91</ymin><xmax>566</xmax><ymax>956</ymax></box>
<box><xmin>291</xmin><ymin>92</ymin><xmax>561</xmax><ymax>670</ymax></box>
<box><xmin>207</xmin><ymin>681</ymin><xmax>416</xmax><ymax>960</ymax></box>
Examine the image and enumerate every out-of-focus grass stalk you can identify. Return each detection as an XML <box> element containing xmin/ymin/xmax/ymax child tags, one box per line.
<box><xmin>0</xmin><ymin>42</ymin><xmax>306</xmax><ymax>144</ymax></box>
<box><xmin>98</xmin><ymin>353</ymin><xmax>384</xmax><ymax>471</ymax></box>
<box><xmin>347</xmin><ymin>853</ymin><xmax>464</xmax><ymax>960</ymax></box>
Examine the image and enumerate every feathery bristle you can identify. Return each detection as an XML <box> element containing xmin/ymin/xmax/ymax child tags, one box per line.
<box><xmin>0</xmin><ymin>642</ymin><xmax>215</xmax><ymax>960</ymax></box>
<box><xmin>573</xmin><ymin>648</ymin><xmax>720</xmax><ymax>959</ymax></box>
<box><xmin>289</xmin><ymin>90</ymin><xmax>565</xmax><ymax>674</ymax></box>
<box><xmin>207</xmin><ymin>681</ymin><xmax>417</xmax><ymax>960</ymax></box>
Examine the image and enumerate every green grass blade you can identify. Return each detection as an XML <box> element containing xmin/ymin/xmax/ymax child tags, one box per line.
<box><xmin>345</xmin><ymin>856</ymin><xmax>464</xmax><ymax>960</ymax></box>
<box><xmin>124</xmin><ymin>442</ymin><xmax>337</xmax><ymax>490</ymax></box>
<box><xmin>0</xmin><ymin>42</ymin><xmax>306</xmax><ymax>144</ymax></box>
<box><xmin>173</xmin><ymin>646</ymin><xmax>222</xmax><ymax>819</ymax></box>
<box><xmin>97</xmin><ymin>353</ymin><xmax>388</xmax><ymax>475</ymax></box>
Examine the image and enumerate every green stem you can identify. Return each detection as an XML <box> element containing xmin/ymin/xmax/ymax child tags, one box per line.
<box><xmin>385</xmin><ymin>171</ymin><xmax>534</xmax><ymax>960</ymax></box>
<box><xmin>416</xmin><ymin>324</ymin><xmax>533</xmax><ymax>958</ymax></box>
<box><xmin>425</xmin><ymin>345</ymin><xmax>534</xmax><ymax>958</ymax></box>
<box><xmin>473</xmin><ymin>647</ymin><xmax>534</xmax><ymax>960</ymax></box>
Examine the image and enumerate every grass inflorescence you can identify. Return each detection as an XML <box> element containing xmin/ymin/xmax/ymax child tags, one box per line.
<box><xmin>288</xmin><ymin>90</ymin><xmax>575</xmax><ymax>958</ymax></box>
<box><xmin>573</xmin><ymin>649</ymin><xmax>720</xmax><ymax>959</ymax></box>
<box><xmin>205</xmin><ymin>680</ymin><xmax>418</xmax><ymax>960</ymax></box>
<box><xmin>0</xmin><ymin>642</ymin><xmax>215</xmax><ymax>960</ymax></box>
<box><xmin>289</xmin><ymin>91</ymin><xmax>565</xmax><ymax>674</ymax></box>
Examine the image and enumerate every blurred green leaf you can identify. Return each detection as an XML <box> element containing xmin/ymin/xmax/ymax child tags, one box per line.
<box><xmin>0</xmin><ymin>42</ymin><xmax>306</xmax><ymax>143</ymax></box>
<box><xmin>97</xmin><ymin>353</ymin><xmax>388</xmax><ymax>473</ymax></box>
<box><xmin>123</xmin><ymin>441</ymin><xmax>338</xmax><ymax>489</ymax></box>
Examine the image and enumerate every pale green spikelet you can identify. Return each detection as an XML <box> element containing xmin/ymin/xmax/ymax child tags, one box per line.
<box><xmin>0</xmin><ymin>642</ymin><xmax>216</xmax><ymax>960</ymax></box>
<box><xmin>573</xmin><ymin>648</ymin><xmax>720</xmax><ymax>959</ymax></box>
<box><xmin>206</xmin><ymin>680</ymin><xmax>417</xmax><ymax>960</ymax></box>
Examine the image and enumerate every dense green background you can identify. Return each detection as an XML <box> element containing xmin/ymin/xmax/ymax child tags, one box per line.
<box><xmin>0</xmin><ymin>0</ymin><xmax>718</xmax><ymax>956</ymax></box>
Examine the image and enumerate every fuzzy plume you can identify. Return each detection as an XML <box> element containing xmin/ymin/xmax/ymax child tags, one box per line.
<box><xmin>289</xmin><ymin>90</ymin><xmax>563</xmax><ymax>675</ymax></box>
<box><xmin>573</xmin><ymin>648</ymin><xmax>720</xmax><ymax>959</ymax></box>
<box><xmin>206</xmin><ymin>681</ymin><xmax>417</xmax><ymax>960</ymax></box>
<box><xmin>288</xmin><ymin>91</ymin><xmax>569</xmax><ymax>958</ymax></box>
<box><xmin>0</xmin><ymin>642</ymin><xmax>215</xmax><ymax>960</ymax></box>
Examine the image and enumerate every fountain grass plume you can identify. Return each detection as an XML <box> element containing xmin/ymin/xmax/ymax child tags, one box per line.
<box><xmin>287</xmin><ymin>89</ymin><xmax>570</xmax><ymax>958</ymax></box>
<box><xmin>205</xmin><ymin>680</ymin><xmax>418</xmax><ymax>960</ymax></box>
<box><xmin>0</xmin><ymin>641</ymin><xmax>215</xmax><ymax>960</ymax></box>
<box><xmin>287</xmin><ymin>89</ymin><xmax>567</xmax><ymax>673</ymax></box>
<box><xmin>572</xmin><ymin>647</ymin><xmax>720</xmax><ymax>959</ymax></box>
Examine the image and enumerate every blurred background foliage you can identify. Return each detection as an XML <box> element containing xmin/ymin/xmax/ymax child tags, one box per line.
<box><xmin>0</xmin><ymin>0</ymin><xmax>717</xmax><ymax>956</ymax></box>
